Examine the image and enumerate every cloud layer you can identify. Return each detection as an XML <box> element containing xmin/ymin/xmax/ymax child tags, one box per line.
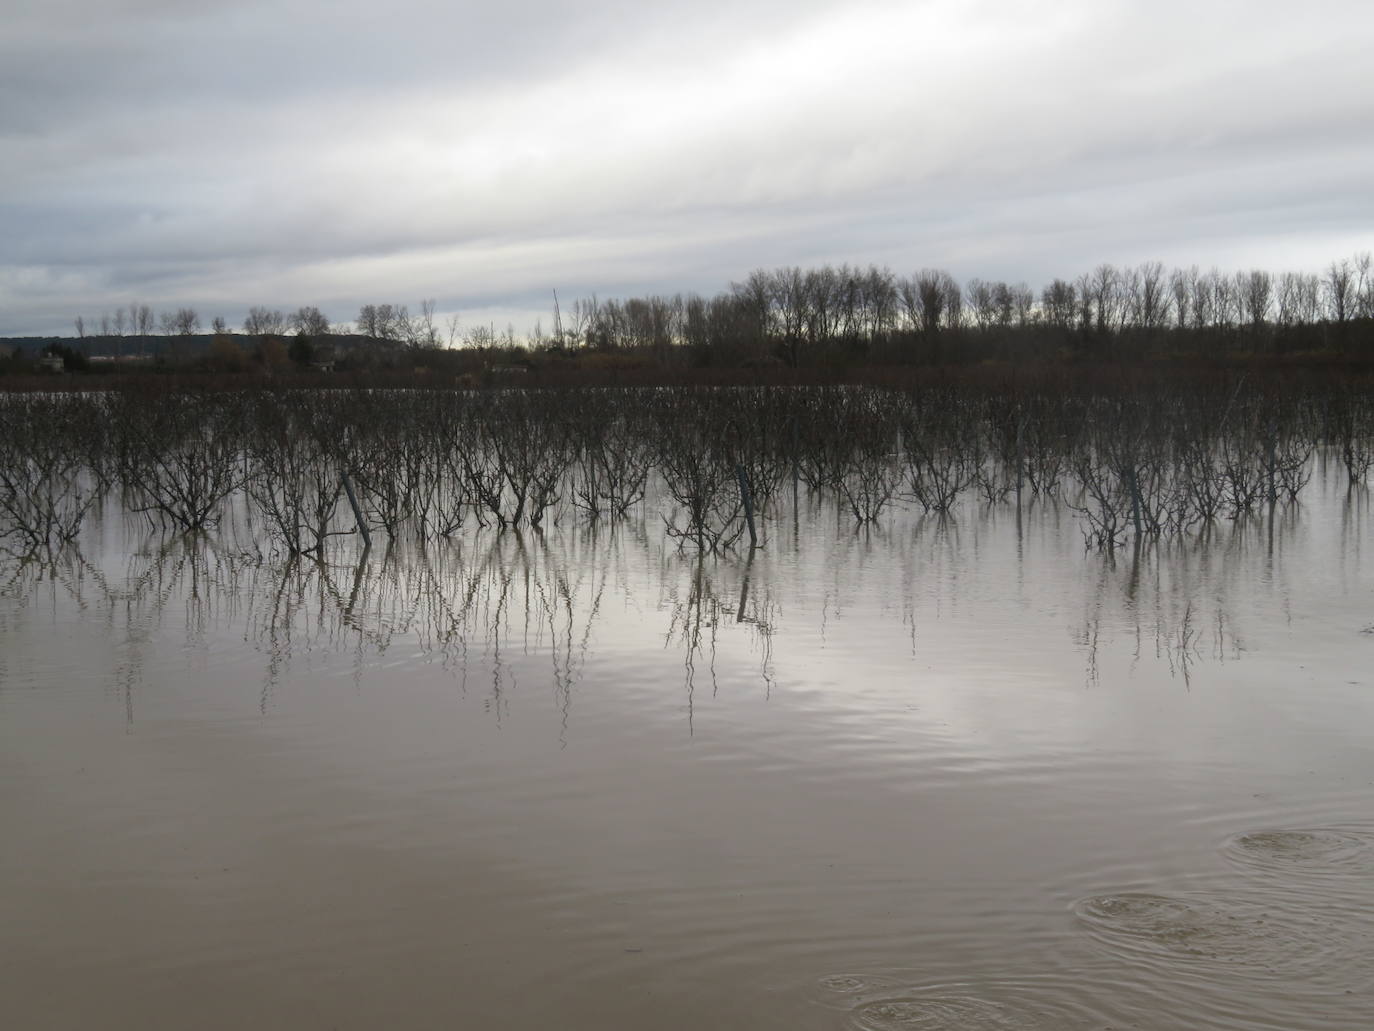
<box><xmin>3</xmin><ymin>0</ymin><xmax>1372</xmax><ymax>335</ymax></box>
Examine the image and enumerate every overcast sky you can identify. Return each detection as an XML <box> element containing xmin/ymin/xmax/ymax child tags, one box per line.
<box><xmin>3</xmin><ymin>0</ymin><xmax>1372</xmax><ymax>337</ymax></box>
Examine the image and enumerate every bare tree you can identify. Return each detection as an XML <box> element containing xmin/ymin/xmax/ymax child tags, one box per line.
<box><xmin>1010</xmin><ymin>282</ymin><xmax>1035</xmax><ymax>327</ymax></box>
<box><xmin>1075</xmin><ymin>273</ymin><xmax>1095</xmax><ymax>331</ymax></box>
<box><xmin>244</xmin><ymin>306</ymin><xmax>286</xmax><ymax>336</ymax></box>
<box><xmin>357</xmin><ymin>303</ymin><xmax>412</xmax><ymax>341</ymax></box>
<box><xmin>730</xmin><ymin>270</ymin><xmax>772</xmax><ymax>351</ymax></box>
<box><xmin>803</xmin><ymin>267</ymin><xmax>840</xmax><ymax>344</ymax></box>
<box><xmin>463</xmin><ymin>324</ymin><xmax>496</xmax><ymax>349</ymax></box>
<box><xmin>1240</xmin><ymin>270</ymin><xmax>1272</xmax><ymax>329</ymax></box>
<box><xmin>289</xmin><ymin>306</ymin><xmax>330</xmax><ymax>337</ymax></box>
<box><xmin>0</xmin><ymin>397</ymin><xmax>101</xmax><ymax>550</ymax></box>
<box><xmin>356</xmin><ymin>304</ymin><xmax>383</xmax><ymax>339</ymax></box>
<box><xmin>1137</xmin><ymin>261</ymin><xmax>1169</xmax><ymax>332</ymax></box>
<box><xmin>907</xmin><ymin>269</ymin><xmax>950</xmax><ymax>336</ymax></box>
<box><xmin>1119</xmin><ymin>265</ymin><xmax>1143</xmax><ymax>329</ymax></box>
<box><xmin>415</xmin><ymin>299</ymin><xmax>440</xmax><ymax>348</ymax></box>
<box><xmin>1189</xmin><ymin>270</ymin><xmax>1214</xmax><ymax>329</ymax></box>
<box><xmin>1169</xmin><ymin>266</ymin><xmax>1195</xmax><ymax>329</ymax></box>
<box><xmin>173</xmin><ymin>308</ymin><xmax>200</xmax><ymax>335</ymax></box>
<box><xmin>1041</xmin><ymin>279</ymin><xmax>1076</xmax><ymax>330</ymax></box>
<box><xmin>769</xmin><ymin>266</ymin><xmax>806</xmax><ymax>364</ymax></box>
<box><xmin>1276</xmin><ymin>271</ymin><xmax>1301</xmax><ymax>326</ymax></box>
<box><xmin>1296</xmin><ymin>273</ymin><xmax>1321</xmax><ymax>325</ymax></box>
<box><xmin>393</xmin><ymin>305</ymin><xmax>417</xmax><ymax>345</ymax></box>
<box><xmin>993</xmin><ymin>282</ymin><xmax>1016</xmax><ymax>328</ymax></box>
<box><xmin>1221</xmin><ymin>271</ymin><xmax>1244</xmax><ymax>329</ymax></box>
<box><xmin>861</xmin><ymin>265</ymin><xmax>900</xmax><ymax>342</ymax></box>
<box><xmin>1088</xmin><ymin>264</ymin><xmax>1121</xmax><ymax>334</ymax></box>
<box><xmin>1324</xmin><ymin>260</ymin><xmax>1353</xmax><ymax>324</ymax></box>
<box><xmin>942</xmin><ymin>277</ymin><xmax>963</xmax><ymax>331</ymax></box>
<box><xmin>131</xmin><ymin>303</ymin><xmax>153</xmax><ymax>359</ymax></box>
<box><xmin>1353</xmin><ymin>252</ymin><xmax>1373</xmax><ymax>319</ymax></box>
<box><xmin>966</xmin><ymin>279</ymin><xmax>997</xmax><ymax>331</ymax></box>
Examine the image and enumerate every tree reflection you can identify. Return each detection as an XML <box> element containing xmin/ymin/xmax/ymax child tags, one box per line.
<box><xmin>659</xmin><ymin>550</ymin><xmax>778</xmax><ymax>732</ymax></box>
<box><xmin>1071</xmin><ymin>511</ymin><xmax>1307</xmax><ymax>688</ymax></box>
<box><xmin>0</xmin><ymin>457</ymin><xmax>1343</xmax><ymax>739</ymax></box>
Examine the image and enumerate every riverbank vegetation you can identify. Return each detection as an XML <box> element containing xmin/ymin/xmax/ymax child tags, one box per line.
<box><xmin>2</xmin><ymin>378</ymin><xmax>1372</xmax><ymax>559</ymax></box>
<box><xmin>4</xmin><ymin>254</ymin><xmax>1373</xmax><ymax>388</ymax></box>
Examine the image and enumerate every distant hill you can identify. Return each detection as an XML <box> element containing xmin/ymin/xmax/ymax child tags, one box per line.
<box><xmin>0</xmin><ymin>334</ymin><xmax>212</xmax><ymax>358</ymax></box>
<box><xmin>0</xmin><ymin>333</ymin><xmax>400</xmax><ymax>360</ymax></box>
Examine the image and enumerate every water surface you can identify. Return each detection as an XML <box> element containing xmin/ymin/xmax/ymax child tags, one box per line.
<box><xmin>3</xmin><ymin>478</ymin><xmax>1373</xmax><ymax>1029</ymax></box>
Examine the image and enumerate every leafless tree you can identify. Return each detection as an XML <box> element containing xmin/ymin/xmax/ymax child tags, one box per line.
<box><xmin>245</xmin><ymin>306</ymin><xmax>286</xmax><ymax>336</ymax></box>
<box><xmin>1088</xmin><ymin>264</ymin><xmax>1121</xmax><ymax>334</ymax></box>
<box><xmin>1169</xmin><ymin>266</ymin><xmax>1195</xmax><ymax>329</ymax></box>
<box><xmin>966</xmin><ymin>279</ymin><xmax>997</xmax><ymax>331</ymax></box>
<box><xmin>901</xmin><ymin>394</ymin><xmax>979</xmax><ymax>513</ymax></box>
<box><xmin>357</xmin><ymin>303</ymin><xmax>415</xmax><ymax>342</ymax></box>
<box><xmin>1276</xmin><ymin>271</ymin><xmax>1302</xmax><ymax>326</ymax></box>
<box><xmin>0</xmin><ymin>397</ymin><xmax>102</xmax><ymax>552</ymax></box>
<box><xmin>1009</xmin><ymin>282</ymin><xmax>1035</xmax><ymax>327</ymax></box>
<box><xmin>1324</xmin><ymin>259</ymin><xmax>1354</xmax><ymax>324</ymax></box>
<box><xmin>1354</xmin><ymin>252</ymin><xmax>1373</xmax><ymax>318</ymax></box>
<box><xmin>730</xmin><ymin>271</ymin><xmax>772</xmax><ymax>351</ymax></box>
<box><xmin>1137</xmin><ymin>261</ymin><xmax>1170</xmax><ymax>331</ymax></box>
<box><xmin>289</xmin><ymin>306</ymin><xmax>330</xmax><ymax>337</ymax></box>
<box><xmin>115</xmin><ymin>393</ymin><xmax>246</xmax><ymax>531</ymax></box>
<box><xmin>1239</xmin><ymin>270</ymin><xmax>1272</xmax><ymax>329</ymax></box>
<box><xmin>415</xmin><ymin>300</ymin><xmax>440</xmax><ymax>347</ymax></box>
<box><xmin>173</xmin><ymin>308</ymin><xmax>200</xmax><ymax>335</ymax></box>
<box><xmin>1041</xmin><ymin>279</ymin><xmax>1076</xmax><ymax>330</ymax></box>
<box><xmin>942</xmin><ymin>278</ymin><xmax>964</xmax><ymax>331</ymax></box>
<box><xmin>246</xmin><ymin>396</ymin><xmax>347</xmax><ymax>555</ymax></box>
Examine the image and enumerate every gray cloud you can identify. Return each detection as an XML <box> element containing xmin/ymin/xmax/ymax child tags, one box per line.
<box><xmin>3</xmin><ymin>0</ymin><xmax>1372</xmax><ymax>335</ymax></box>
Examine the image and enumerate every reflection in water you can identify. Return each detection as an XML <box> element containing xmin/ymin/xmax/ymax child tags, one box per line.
<box><xmin>238</xmin><ymin>528</ymin><xmax>628</xmax><ymax>726</ymax></box>
<box><xmin>0</xmin><ymin>478</ymin><xmax>1348</xmax><ymax>726</ymax></box>
<box><xmin>4</xmin><ymin>468</ymin><xmax>1374</xmax><ymax>1031</ymax></box>
<box><xmin>658</xmin><ymin>553</ymin><xmax>778</xmax><ymax>732</ymax></box>
<box><xmin>1068</xmin><ymin>522</ymin><xmax>1303</xmax><ymax>691</ymax></box>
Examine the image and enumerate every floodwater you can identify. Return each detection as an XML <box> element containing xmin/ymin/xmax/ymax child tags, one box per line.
<box><xmin>3</xmin><ymin>473</ymin><xmax>1373</xmax><ymax>1030</ymax></box>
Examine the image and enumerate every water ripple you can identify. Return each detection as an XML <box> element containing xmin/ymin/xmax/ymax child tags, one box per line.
<box><xmin>1072</xmin><ymin>891</ymin><xmax>1344</xmax><ymax>978</ymax></box>
<box><xmin>1221</xmin><ymin>827</ymin><xmax>1374</xmax><ymax>879</ymax></box>
<box><xmin>842</xmin><ymin>982</ymin><xmax>1102</xmax><ymax>1031</ymax></box>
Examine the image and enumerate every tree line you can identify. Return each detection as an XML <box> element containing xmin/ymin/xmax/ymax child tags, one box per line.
<box><xmin>71</xmin><ymin>304</ymin><xmax>335</xmax><ymax>347</ymax></box>
<box><xmin>38</xmin><ymin>251</ymin><xmax>1374</xmax><ymax>376</ymax></box>
<box><xmin>551</xmin><ymin>254</ymin><xmax>1373</xmax><ymax>366</ymax></box>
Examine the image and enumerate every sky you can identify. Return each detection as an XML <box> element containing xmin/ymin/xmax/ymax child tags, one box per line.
<box><xmin>3</xmin><ymin>0</ymin><xmax>1373</xmax><ymax>338</ymax></box>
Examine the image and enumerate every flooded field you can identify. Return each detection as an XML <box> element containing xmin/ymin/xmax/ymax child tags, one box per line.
<box><xmin>3</xmin><ymin>457</ymin><xmax>1373</xmax><ymax>1030</ymax></box>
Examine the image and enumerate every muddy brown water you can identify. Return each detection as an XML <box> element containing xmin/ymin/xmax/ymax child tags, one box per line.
<box><xmin>3</xmin><ymin>478</ymin><xmax>1373</xmax><ymax>1029</ymax></box>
